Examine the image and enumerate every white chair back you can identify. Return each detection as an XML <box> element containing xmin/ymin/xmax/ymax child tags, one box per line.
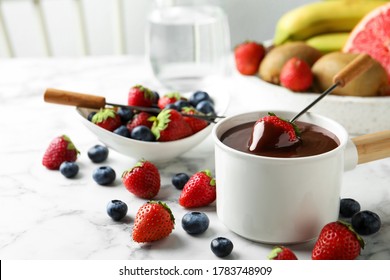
<box><xmin>0</xmin><ymin>0</ymin><xmax>150</xmax><ymax>57</ymax></box>
<box><xmin>0</xmin><ymin>0</ymin><xmax>315</xmax><ymax>58</ymax></box>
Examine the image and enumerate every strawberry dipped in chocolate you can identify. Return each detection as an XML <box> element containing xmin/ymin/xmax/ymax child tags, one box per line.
<box><xmin>248</xmin><ymin>113</ymin><xmax>301</xmax><ymax>153</ymax></box>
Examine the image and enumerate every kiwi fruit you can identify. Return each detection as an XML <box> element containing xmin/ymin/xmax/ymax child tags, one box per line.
<box><xmin>259</xmin><ymin>41</ymin><xmax>322</xmax><ymax>84</ymax></box>
<box><xmin>312</xmin><ymin>52</ymin><xmax>389</xmax><ymax>97</ymax></box>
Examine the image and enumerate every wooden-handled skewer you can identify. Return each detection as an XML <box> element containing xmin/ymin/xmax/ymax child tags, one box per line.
<box><xmin>44</xmin><ymin>88</ymin><xmax>107</xmax><ymax>109</ymax></box>
<box><xmin>43</xmin><ymin>88</ymin><xmax>224</xmax><ymax>123</ymax></box>
<box><xmin>333</xmin><ymin>53</ymin><xmax>374</xmax><ymax>87</ymax></box>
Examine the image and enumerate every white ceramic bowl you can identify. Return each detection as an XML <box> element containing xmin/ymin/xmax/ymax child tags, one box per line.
<box><xmin>76</xmin><ymin>85</ymin><xmax>230</xmax><ymax>162</ymax></box>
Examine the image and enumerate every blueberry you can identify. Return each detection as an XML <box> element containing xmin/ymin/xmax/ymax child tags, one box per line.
<box><xmin>92</xmin><ymin>166</ymin><xmax>116</xmax><ymax>185</ymax></box>
<box><xmin>107</xmin><ymin>200</ymin><xmax>128</xmax><ymax>221</ymax></box>
<box><xmin>351</xmin><ymin>210</ymin><xmax>381</xmax><ymax>235</ymax></box>
<box><xmin>152</xmin><ymin>91</ymin><xmax>160</xmax><ymax>105</ymax></box>
<box><xmin>113</xmin><ymin>125</ymin><xmax>130</xmax><ymax>138</ymax></box>
<box><xmin>210</xmin><ymin>237</ymin><xmax>233</xmax><ymax>258</ymax></box>
<box><xmin>172</xmin><ymin>173</ymin><xmax>190</xmax><ymax>190</ymax></box>
<box><xmin>339</xmin><ymin>198</ymin><xmax>361</xmax><ymax>218</ymax></box>
<box><xmin>182</xmin><ymin>212</ymin><xmax>209</xmax><ymax>234</ymax></box>
<box><xmin>87</xmin><ymin>111</ymin><xmax>97</xmax><ymax>121</ymax></box>
<box><xmin>189</xmin><ymin>91</ymin><xmax>212</xmax><ymax>107</ymax></box>
<box><xmin>117</xmin><ymin>107</ymin><xmax>133</xmax><ymax>123</ymax></box>
<box><xmin>196</xmin><ymin>100</ymin><xmax>215</xmax><ymax>115</ymax></box>
<box><xmin>174</xmin><ymin>99</ymin><xmax>191</xmax><ymax>111</ymax></box>
<box><xmin>59</xmin><ymin>161</ymin><xmax>79</xmax><ymax>178</ymax></box>
<box><xmin>130</xmin><ymin>125</ymin><xmax>156</xmax><ymax>142</ymax></box>
<box><xmin>88</xmin><ymin>145</ymin><xmax>109</xmax><ymax>163</ymax></box>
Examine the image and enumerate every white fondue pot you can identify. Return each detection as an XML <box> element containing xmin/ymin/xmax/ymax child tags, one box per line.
<box><xmin>212</xmin><ymin>110</ymin><xmax>390</xmax><ymax>244</ymax></box>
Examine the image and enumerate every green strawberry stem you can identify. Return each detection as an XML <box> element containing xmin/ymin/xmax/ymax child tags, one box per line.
<box><xmin>92</xmin><ymin>108</ymin><xmax>117</xmax><ymax>123</ymax></box>
<box><xmin>267</xmin><ymin>246</ymin><xmax>283</xmax><ymax>260</ymax></box>
<box><xmin>151</xmin><ymin>109</ymin><xmax>171</xmax><ymax>140</ymax></box>
<box><xmin>268</xmin><ymin>112</ymin><xmax>301</xmax><ymax>137</ymax></box>
<box><xmin>62</xmin><ymin>135</ymin><xmax>80</xmax><ymax>154</ymax></box>
<box><xmin>165</xmin><ymin>92</ymin><xmax>182</xmax><ymax>100</ymax></box>
<box><xmin>134</xmin><ymin>84</ymin><xmax>154</xmax><ymax>100</ymax></box>
<box><xmin>148</xmin><ymin>201</ymin><xmax>175</xmax><ymax>224</ymax></box>
<box><xmin>121</xmin><ymin>159</ymin><xmax>146</xmax><ymax>178</ymax></box>
<box><xmin>202</xmin><ymin>169</ymin><xmax>216</xmax><ymax>186</ymax></box>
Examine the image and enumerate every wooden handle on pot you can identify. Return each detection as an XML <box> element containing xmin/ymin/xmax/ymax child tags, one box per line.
<box><xmin>44</xmin><ymin>88</ymin><xmax>106</xmax><ymax>109</ymax></box>
<box><xmin>352</xmin><ymin>130</ymin><xmax>390</xmax><ymax>164</ymax></box>
<box><xmin>333</xmin><ymin>53</ymin><xmax>374</xmax><ymax>87</ymax></box>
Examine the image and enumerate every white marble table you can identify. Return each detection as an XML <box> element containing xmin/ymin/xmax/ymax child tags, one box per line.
<box><xmin>0</xmin><ymin>55</ymin><xmax>389</xmax><ymax>260</ymax></box>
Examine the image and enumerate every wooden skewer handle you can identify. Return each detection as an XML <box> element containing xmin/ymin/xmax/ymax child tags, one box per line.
<box><xmin>333</xmin><ymin>53</ymin><xmax>374</xmax><ymax>87</ymax></box>
<box><xmin>44</xmin><ymin>88</ymin><xmax>106</xmax><ymax>109</ymax></box>
<box><xmin>352</xmin><ymin>130</ymin><xmax>390</xmax><ymax>164</ymax></box>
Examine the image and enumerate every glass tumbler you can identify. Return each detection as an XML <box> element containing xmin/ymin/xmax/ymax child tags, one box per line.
<box><xmin>146</xmin><ymin>0</ymin><xmax>231</xmax><ymax>91</ymax></box>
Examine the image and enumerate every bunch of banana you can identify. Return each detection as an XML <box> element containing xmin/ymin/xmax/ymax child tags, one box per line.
<box><xmin>273</xmin><ymin>0</ymin><xmax>388</xmax><ymax>53</ymax></box>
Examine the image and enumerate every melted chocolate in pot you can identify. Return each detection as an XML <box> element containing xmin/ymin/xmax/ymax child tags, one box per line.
<box><xmin>220</xmin><ymin>121</ymin><xmax>339</xmax><ymax>158</ymax></box>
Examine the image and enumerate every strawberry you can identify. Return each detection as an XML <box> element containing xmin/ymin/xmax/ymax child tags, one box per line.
<box><xmin>234</xmin><ymin>41</ymin><xmax>266</xmax><ymax>75</ymax></box>
<box><xmin>157</xmin><ymin>92</ymin><xmax>182</xmax><ymax>109</ymax></box>
<box><xmin>126</xmin><ymin>112</ymin><xmax>154</xmax><ymax>133</ymax></box>
<box><xmin>312</xmin><ymin>221</ymin><xmax>364</xmax><ymax>260</ymax></box>
<box><xmin>151</xmin><ymin>109</ymin><xmax>192</xmax><ymax>141</ymax></box>
<box><xmin>248</xmin><ymin>112</ymin><xmax>301</xmax><ymax>152</ymax></box>
<box><xmin>179</xmin><ymin>169</ymin><xmax>216</xmax><ymax>208</ymax></box>
<box><xmin>280</xmin><ymin>57</ymin><xmax>313</xmax><ymax>92</ymax></box>
<box><xmin>92</xmin><ymin>108</ymin><xmax>122</xmax><ymax>131</ymax></box>
<box><xmin>128</xmin><ymin>85</ymin><xmax>155</xmax><ymax>107</ymax></box>
<box><xmin>122</xmin><ymin>159</ymin><xmax>160</xmax><ymax>199</ymax></box>
<box><xmin>42</xmin><ymin>135</ymin><xmax>79</xmax><ymax>170</ymax></box>
<box><xmin>268</xmin><ymin>246</ymin><xmax>298</xmax><ymax>260</ymax></box>
<box><xmin>132</xmin><ymin>201</ymin><xmax>175</xmax><ymax>243</ymax></box>
<box><xmin>181</xmin><ymin>107</ymin><xmax>208</xmax><ymax>134</ymax></box>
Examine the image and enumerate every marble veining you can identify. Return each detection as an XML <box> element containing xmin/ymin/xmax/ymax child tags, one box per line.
<box><xmin>0</xmin><ymin>56</ymin><xmax>389</xmax><ymax>260</ymax></box>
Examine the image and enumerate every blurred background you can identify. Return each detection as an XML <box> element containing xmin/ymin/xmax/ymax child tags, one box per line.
<box><xmin>0</xmin><ymin>0</ymin><xmax>313</xmax><ymax>57</ymax></box>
